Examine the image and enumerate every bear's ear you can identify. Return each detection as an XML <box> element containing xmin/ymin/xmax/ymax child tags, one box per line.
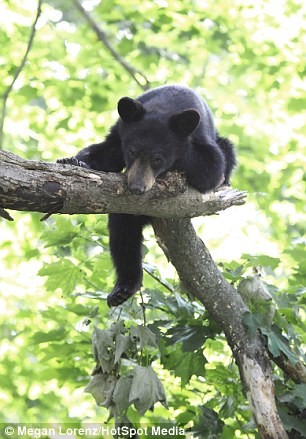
<box><xmin>118</xmin><ymin>97</ymin><xmax>145</xmax><ymax>123</ymax></box>
<box><xmin>168</xmin><ymin>109</ymin><xmax>200</xmax><ymax>137</ymax></box>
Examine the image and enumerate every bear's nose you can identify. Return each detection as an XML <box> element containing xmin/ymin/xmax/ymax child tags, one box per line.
<box><xmin>129</xmin><ymin>184</ymin><xmax>146</xmax><ymax>195</ymax></box>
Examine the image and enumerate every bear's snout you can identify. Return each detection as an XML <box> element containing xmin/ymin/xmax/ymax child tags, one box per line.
<box><xmin>129</xmin><ymin>183</ymin><xmax>146</xmax><ymax>195</ymax></box>
<box><xmin>127</xmin><ymin>159</ymin><xmax>155</xmax><ymax>195</ymax></box>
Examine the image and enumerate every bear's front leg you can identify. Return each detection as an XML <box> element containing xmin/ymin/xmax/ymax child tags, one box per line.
<box><xmin>107</xmin><ymin>213</ymin><xmax>150</xmax><ymax>307</ymax></box>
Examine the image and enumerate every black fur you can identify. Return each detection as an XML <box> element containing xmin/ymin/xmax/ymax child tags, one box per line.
<box><xmin>57</xmin><ymin>85</ymin><xmax>236</xmax><ymax>306</ymax></box>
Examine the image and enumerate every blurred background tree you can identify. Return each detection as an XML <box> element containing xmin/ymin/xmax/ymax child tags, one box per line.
<box><xmin>0</xmin><ymin>0</ymin><xmax>305</xmax><ymax>437</ymax></box>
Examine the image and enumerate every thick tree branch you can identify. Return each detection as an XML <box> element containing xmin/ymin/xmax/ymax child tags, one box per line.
<box><xmin>0</xmin><ymin>0</ymin><xmax>42</xmax><ymax>149</ymax></box>
<box><xmin>0</xmin><ymin>151</ymin><xmax>246</xmax><ymax>220</ymax></box>
<box><xmin>0</xmin><ymin>149</ymin><xmax>295</xmax><ymax>436</ymax></box>
<box><xmin>73</xmin><ymin>0</ymin><xmax>149</xmax><ymax>91</ymax></box>
<box><xmin>153</xmin><ymin>218</ymin><xmax>288</xmax><ymax>438</ymax></box>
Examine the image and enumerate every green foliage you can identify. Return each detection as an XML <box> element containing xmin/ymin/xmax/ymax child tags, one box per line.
<box><xmin>84</xmin><ymin>321</ymin><xmax>166</xmax><ymax>422</ymax></box>
<box><xmin>1</xmin><ymin>0</ymin><xmax>305</xmax><ymax>437</ymax></box>
<box><xmin>129</xmin><ymin>366</ymin><xmax>167</xmax><ymax>416</ymax></box>
<box><xmin>192</xmin><ymin>407</ymin><xmax>224</xmax><ymax>438</ymax></box>
<box><xmin>39</xmin><ymin>259</ymin><xmax>83</xmax><ymax>293</ymax></box>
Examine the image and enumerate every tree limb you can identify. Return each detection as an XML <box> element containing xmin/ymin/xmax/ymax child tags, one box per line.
<box><xmin>0</xmin><ymin>149</ymin><xmax>293</xmax><ymax>436</ymax></box>
<box><xmin>73</xmin><ymin>0</ymin><xmax>150</xmax><ymax>91</ymax></box>
<box><xmin>0</xmin><ymin>0</ymin><xmax>42</xmax><ymax>149</ymax></box>
<box><xmin>272</xmin><ymin>353</ymin><xmax>306</xmax><ymax>384</ymax></box>
<box><xmin>0</xmin><ymin>151</ymin><xmax>246</xmax><ymax>220</ymax></box>
<box><xmin>153</xmin><ymin>218</ymin><xmax>289</xmax><ymax>438</ymax></box>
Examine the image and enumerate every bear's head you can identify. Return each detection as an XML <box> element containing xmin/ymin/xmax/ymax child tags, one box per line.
<box><xmin>117</xmin><ymin>97</ymin><xmax>200</xmax><ymax>194</ymax></box>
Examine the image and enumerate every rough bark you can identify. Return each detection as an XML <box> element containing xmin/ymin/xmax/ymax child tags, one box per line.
<box><xmin>0</xmin><ymin>150</ymin><xmax>289</xmax><ymax>438</ymax></box>
<box><xmin>0</xmin><ymin>151</ymin><xmax>246</xmax><ymax>219</ymax></box>
<box><xmin>153</xmin><ymin>218</ymin><xmax>288</xmax><ymax>438</ymax></box>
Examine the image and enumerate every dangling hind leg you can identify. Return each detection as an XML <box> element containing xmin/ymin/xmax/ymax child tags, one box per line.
<box><xmin>107</xmin><ymin>213</ymin><xmax>150</xmax><ymax>306</ymax></box>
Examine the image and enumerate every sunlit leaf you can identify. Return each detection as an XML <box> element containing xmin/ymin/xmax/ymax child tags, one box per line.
<box><xmin>32</xmin><ymin>328</ymin><xmax>67</xmax><ymax>344</ymax></box>
<box><xmin>38</xmin><ymin>259</ymin><xmax>83</xmax><ymax>294</ymax></box>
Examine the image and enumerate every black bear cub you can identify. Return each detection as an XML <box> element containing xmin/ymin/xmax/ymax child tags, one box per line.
<box><xmin>57</xmin><ymin>85</ymin><xmax>236</xmax><ymax>306</ymax></box>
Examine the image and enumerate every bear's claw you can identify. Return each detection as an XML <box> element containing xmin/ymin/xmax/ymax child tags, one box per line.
<box><xmin>57</xmin><ymin>157</ymin><xmax>89</xmax><ymax>168</ymax></box>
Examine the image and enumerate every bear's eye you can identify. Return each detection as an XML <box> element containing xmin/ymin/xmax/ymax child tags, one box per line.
<box><xmin>128</xmin><ymin>149</ymin><xmax>136</xmax><ymax>158</ymax></box>
<box><xmin>151</xmin><ymin>157</ymin><xmax>163</xmax><ymax>168</ymax></box>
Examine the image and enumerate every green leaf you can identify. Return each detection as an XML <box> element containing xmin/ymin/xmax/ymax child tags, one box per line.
<box><xmin>174</xmin><ymin>292</ymin><xmax>194</xmax><ymax>316</ymax></box>
<box><xmin>109</xmin><ymin>321</ymin><xmax>128</xmax><ymax>336</ymax></box>
<box><xmin>38</xmin><ymin>259</ymin><xmax>83</xmax><ymax>294</ymax></box>
<box><xmin>242</xmin><ymin>311</ymin><xmax>265</xmax><ymax>337</ymax></box>
<box><xmin>130</xmin><ymin>325</ymin><xmax>157</xmax><ymax>349</ymax></box>
<box><xmin>89</xmin><ymin>305</ymin><xmax>100</xmax><ymax>318</ymax></box>
<box><xmin>92</xmin><ymin>327</ymin><xmax>115</xmax><ymax>373</ymax></box>
<box><xmin>287</xmin><ymin>97</ymin><xmax>306</xmax><ymax>112</ymax></box>
<box><xmin>162</xmin><ymin>344</ymin><xmax>206</xmax><ymax>386</ymax></box>
<box><xmin>41</xmin><ymin>218</ymin><xmax>79</xmax><ymax>247</ymax></box>
<box><xmin>129</xmin><ymin>366</ymin><xmax>167</xmax><ymax>415</ymax></box>
<box><xmin>32</xmin><ymin>328</ymin><xmax>67</xmax><ymax>344</ymax></box>
<box><xmin>192</xmin><ymin>406</ymin><xmax>224</xmax><ymax>437</ymax></box>
<box><xmin>147</xmin><ymin>290</ymin><xmax>184</xmax><ymax>316</ymax></box>
<box><xmin>115</xmin><ymin>334</ymin><xmax>131</xmax><ymax>364</ymax></box>
<box><xmin>292</xmin><ymin>384</ymin><xmax>306</xmax><ymax>408</ymax></box>
<box><xmin>112</xmin><ymin>375</ymin><xmax>133</xmax><ymax>415</ymax></box>
<box><xmin>278</xmin><ymin>405</ymin><xmax>306</xmax><ymax>437</ymax></box>
<box><xmin>241</xmin><ymin>254</ymin><xmax>281</xmax><ymax>270</ymax></box>
<box><xmin>261</xmin><ymin>326</ymin><xmax>298</xmax><ymax>364</ymax></box>
<box><xmin>84</xmin><ymin>373</ymin><xmax>117</xmax><ymax>407</ymax></box>
<box><xmin>176</xmin><ymin>409</ymin><xmax>196</xmax><ymax>426</ymax></box>
<box><xmin>175</xmin><ymin>350</ymin><xmax>206</xmax><ymax>386</ymax></box>
<box><xmin>166</xmin><ymin>324</ymin><xmax>208</xmax><ymax>351</ymax></box>
<box><xmin>65</xmin><ymin>303</ymin><xmax>97</xmax><ymax>316</ymax></box>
